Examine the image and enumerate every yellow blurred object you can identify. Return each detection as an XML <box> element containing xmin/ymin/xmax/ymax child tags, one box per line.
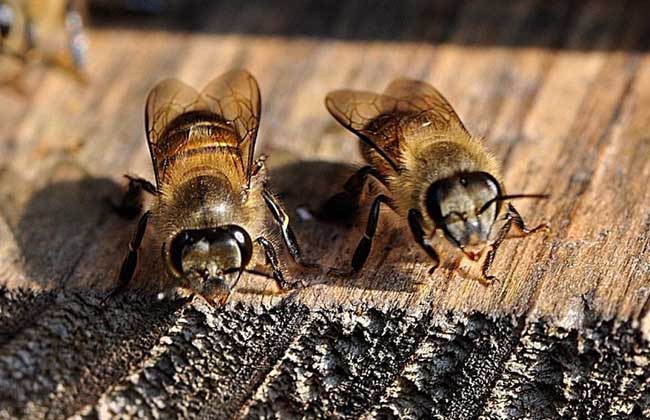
<box><xmin>0</xmin><ymin>0</ymin><xmax>88</xmax><ymax>88</ymax></box>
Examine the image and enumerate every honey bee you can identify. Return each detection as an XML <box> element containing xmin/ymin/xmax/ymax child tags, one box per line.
<box><xmin>321</xmin><ymin>79</ymin><xmax>549</xmax><ymax>284</ymax></box>
<box><xmin>109</xmin><ymin>70</ymin><xmax>317</xmax><ymax>305</ymax></box>
<box><xmin>0</xmin><ymin>0</ymin><xmax>87</xmax><ymax>86</ymax></box>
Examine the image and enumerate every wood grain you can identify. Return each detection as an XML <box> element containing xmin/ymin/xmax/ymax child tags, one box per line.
<box><xmin>0</xmin><ymin>0</ymin><xmax>649</xmax><ymax>417</ymax></box>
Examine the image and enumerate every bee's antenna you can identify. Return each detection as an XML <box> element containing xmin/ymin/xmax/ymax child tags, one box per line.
<box><xmin>477</xmin><ymin>193</ymin><xmax>549</xmax><ymax>215</ymax></box>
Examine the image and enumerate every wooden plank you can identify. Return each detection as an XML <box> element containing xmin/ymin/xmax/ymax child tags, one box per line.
<box><xmin>0</xmin><ymin>0</ymin><xmax>649</xmax><ymax>417</ymax></box>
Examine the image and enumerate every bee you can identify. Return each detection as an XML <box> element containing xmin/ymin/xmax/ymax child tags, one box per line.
<box><xmin>109</xmin><ymin>70</ymin><xmax>317</xmax><ymax>305</ymax></box>
<box><xmin>0</xmin><ymin>0</ymin><xmax>87</xmax><ymax>86</ymax></box>
<box><xmin>321</xmin><ymin>79</ymin><xmax>549</xmax><ymax>284</ymax></box>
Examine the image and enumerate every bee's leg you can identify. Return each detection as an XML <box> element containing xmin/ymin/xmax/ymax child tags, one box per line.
<box><xmin>262</xmin><ymin>189</ymin><xmax>319</xmax><ymax>270</ymax></box>
<box><xmin>108</xmin><ymin>175</ymin><xmax>158</xmax><ymax>219</ymax></box>
<box><xmin>481</xmin><ymin>205</ymin><xmax>549</xmax><ymax>285</ymax></box>
<box><xmin>480</xmin><ymin>214</ymin><xmax>513</xmax><ymax>286</ymax></box>
<box><xmin>317</xmin><ymin>165</ymin><xmax>384</xmax><ymax>221</ymax></box>
<box><xmin>255</xmin><ymin>237</ymin><xmax>291</xmax><ymax>290</ymax></box>
<box><xmin>102</xmin><ymin>211</ymin><xmax>150</xmax><ymax>304</ymax></box>
<box><xmin>506</xmin><ymin>204</ymin><xmax>551</xmax><ymax>237</ymax></box>
<box><xmin>251</xmin><ymin>154</ymin><xmax>268</xmax><ymax>179</ymax></box>
<box><xmin>340</xmin><ymin>194</ymin><xmax>392</xmax><ymax>273</ymax></box>
<box><xmin>407</xmin><ymin>209</ymin><xmax>440</xmax><ymax>274</ymax></box>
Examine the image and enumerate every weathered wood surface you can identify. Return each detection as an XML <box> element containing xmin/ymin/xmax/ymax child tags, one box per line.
<box><xmin>1</xmin><ymin>0</ymin><xmax>650</xmax><ymax>418</ymax></box>
<box><xmin>0</xmin><ymin>288</ymin><xmax>647</xmax><ymax>419</ymax></box>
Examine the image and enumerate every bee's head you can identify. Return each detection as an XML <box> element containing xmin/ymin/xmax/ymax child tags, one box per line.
<box><xmin>168</xmin><ymin>225</ymin><xmax>253</xmax><ymax>301</ymax></box>
<box><xmin>0</xmin><ymin>3</ymin><xmax>14</xmax><ymax>39</ymax></box>
<box><xmin>425</xmin><ymin>172</ymin><xmax>502</xmax><ymax>249</ymax></box>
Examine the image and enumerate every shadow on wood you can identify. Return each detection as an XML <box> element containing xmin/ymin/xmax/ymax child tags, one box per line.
<box><xmin>269</xmin><ymin>158</ymin><xmax>422</xmax><ymax>294</ymax></box>
<box><xmin>0</xmin><ymin>165</ymin><xmax>125</xmax><ymax>289</ymax></box>
<box><xmin>89</xmin><ymin>0</ymin><xmax>650</xmax><ymax>52</ymax></box>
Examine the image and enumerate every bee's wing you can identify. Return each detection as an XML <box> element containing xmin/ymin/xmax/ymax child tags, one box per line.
<box><xmin>325</xmin><ymin>90</ymin><xmax>403</xmax><ymax>172</ymax></box>
<box><xmin>145</xmin><ymin>78</ymin><xmax>207</xmax><ymax>185</ymax></box>
<box><xmin>384</xmin><ymin>79</ymin><xmax>469</xmax><ymax>135</ymax></box>
<box><xmin>200</xmin><ymin>69</ymin><xmax>261</xmax><ymax>184</ymax></box>
<box><xmin>326</xmin><ymin>80</ymin><xmax>471</xmax><ymax>172</ymax></box>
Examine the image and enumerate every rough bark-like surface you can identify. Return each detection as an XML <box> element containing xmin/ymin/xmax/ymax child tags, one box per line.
<box><xmin>0</xmin><ymin>289</ymin><xmax>648</xmax><ymax>419</ymax></box>
<box><xmin>0</xmin><ymin>289</ymin><xmax>186</xmax><ymax>419</ymax></box>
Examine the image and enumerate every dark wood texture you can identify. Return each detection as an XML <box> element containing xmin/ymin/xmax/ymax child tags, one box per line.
<box><xmin>0</xmin><ymin>0</ymin><xmax>649</xmax><ymax>418</ymax></box>
<box><xmin>0</xmin><ymin>289</ymin><xmax>648</xmax><ymax>419</ymax></box>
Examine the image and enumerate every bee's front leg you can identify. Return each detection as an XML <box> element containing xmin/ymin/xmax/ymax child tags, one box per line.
<box><xmin>407</xmin><ymin>209</ymin><xmax>440</xmax><ymax>274</ymax></box>
<box><xmin>108</xmin><ymin>174</ymin><xmax>158</xmax><ymax>219</ymax></box>
<box><xmin>506</xmin><ymin>204</ymin><xmax>551</xmax><ymax>237</ymax></box>
<box><xmin>481</xmin><ymin>204</ymin><xmax>549</xmax><ymax>285</ymax></box>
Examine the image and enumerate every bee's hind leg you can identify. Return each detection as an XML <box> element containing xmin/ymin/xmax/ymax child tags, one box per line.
<box><xmin>102</xmin><ymin>211</ymin><xmax>150</xmax><ymax>304</ymax></box>
<box><xmin>317</xmin><ymin>165</ymin><xmax>384</xmax><ymax>221</ymax></box>
<box><xmin>108</xmin><ymin>175</ymin><xmax>158</xmax><ymax>219</ymax></box>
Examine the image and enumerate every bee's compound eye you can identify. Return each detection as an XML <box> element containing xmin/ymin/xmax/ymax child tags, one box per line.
<box><xmin>0</xmin><ymin>4</ymin><xmax>14</xmax><ymax>38</ymax></box>
<box><xmin>169</xmin><ymin>231</ymin><xmax>192</xmax><ymax>276</ymax></box>
<box><xmin>223</xmin><ymin>225</ymin><xmax>253</xmax><ymax>268</ymax></box>
<box><xmin>424</xmin><ymin>179</ymin><xmax>447</xmax><ymax>227</ymax></box>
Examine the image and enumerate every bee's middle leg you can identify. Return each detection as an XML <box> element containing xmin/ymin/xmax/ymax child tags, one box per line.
<box><xmin>343</xmin><ymin>194</ymin><xmax>392</xmax><ymax>273</ymax></box>
<box><xmin>102</xmin><ymin>211</ymin><xmax>150</xmax><ymax>304</ymax></box>
<box><xmin>108</xmin><ymin>175</ymin><xmax>157</xmax><ymax>219</ymax></box>
<box><xmin>317</xmin><ymin>165</ymin><xmax>383</xmax><ymax>221</ymax></box>
<box><xmin>262</xmin><ymin>189</ymin><xmax>319</xmax><ymax>270</ymax></box>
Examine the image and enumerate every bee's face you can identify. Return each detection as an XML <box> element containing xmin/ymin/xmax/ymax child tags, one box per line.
<box><xmin>167</xmin><ymin>225</ymin><xmax>253</xmax><ymax>299</ymax></box>
<box><xmin>425</xmin><ymin>172</ymin><xmax>501</xmax><ymax>248</ymax></box>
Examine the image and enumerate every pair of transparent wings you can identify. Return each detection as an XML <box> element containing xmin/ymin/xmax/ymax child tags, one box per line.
<box><xmin>145</xmin><ymin>75</ymin><xmax>465</xmax><ymax>184</ymax></box>
<box><xmin>325</xmin><ymin>79</ymin><xmax>469</xmax><ymax>171</ymax></box>
<box><xmin>145</xmin><ymin>69</ymin><xmax>260</xmax><ymax>186</ymax></box>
